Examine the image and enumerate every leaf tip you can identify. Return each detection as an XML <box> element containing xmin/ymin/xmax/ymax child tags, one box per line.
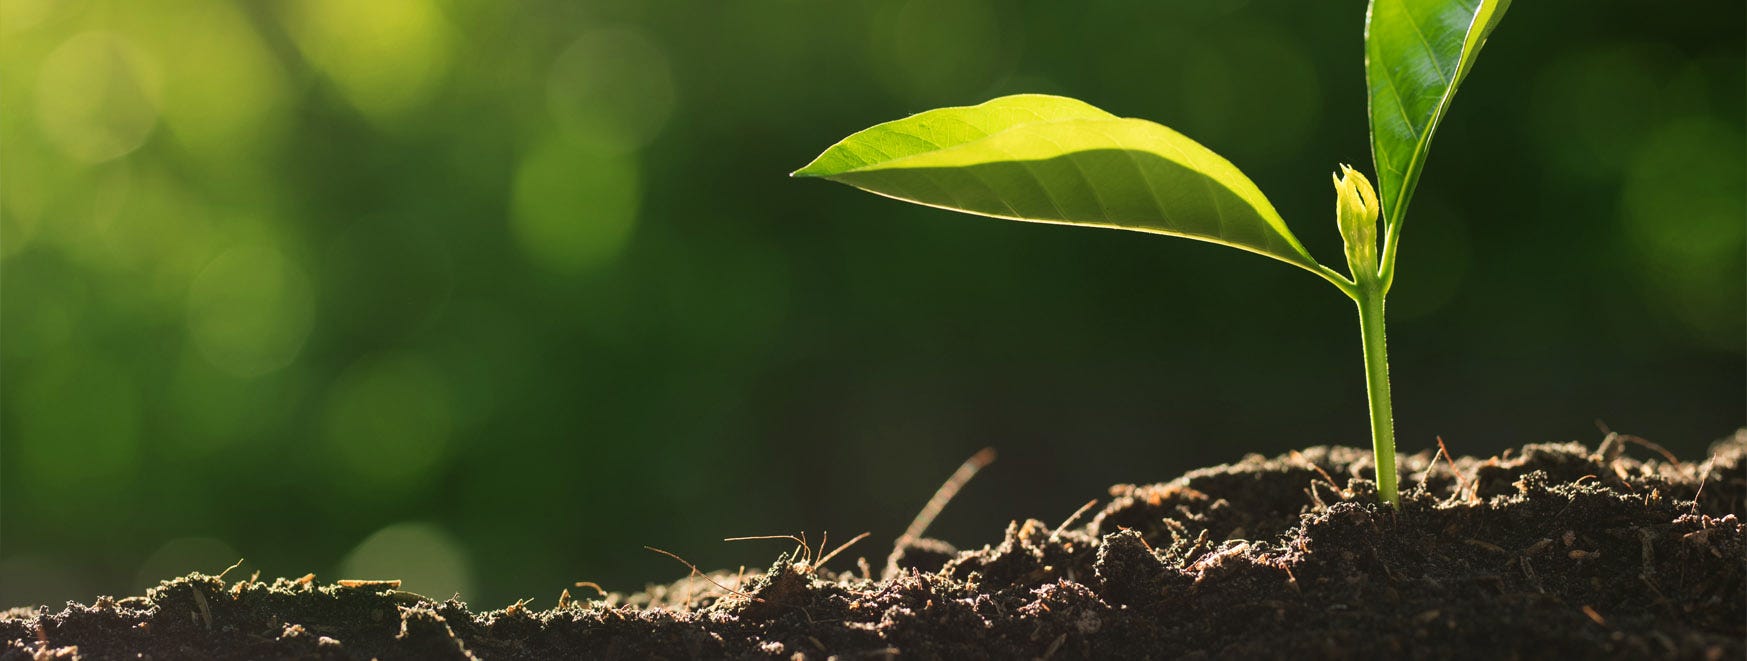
<box><xmin>790</xmin><ymin>154</ymin><xmax>838</xmax><ymax>179</ymax></box>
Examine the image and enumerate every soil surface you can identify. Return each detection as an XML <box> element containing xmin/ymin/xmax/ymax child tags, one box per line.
<box><xmin>7</xmin><ymin>433</ymin><xmax>1743</xmax><ymax>660</ymax></box>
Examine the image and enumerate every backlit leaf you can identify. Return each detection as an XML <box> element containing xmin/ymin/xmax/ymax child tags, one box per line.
<box><xmin>795</xmin><ymin>94</ymin><xmax>1322</xmax><ymax>272</ymax></box>
<box><xmin>1366</xmin><ymin>0</ymin><xmax>1511</xmax><ymax>233</ymax></box>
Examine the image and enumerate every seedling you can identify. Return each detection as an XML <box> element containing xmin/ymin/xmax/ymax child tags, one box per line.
<box><xmin>795</xmin><ymin>1</ymin><xmax>1511</xmax><ymax>506</ymax></box>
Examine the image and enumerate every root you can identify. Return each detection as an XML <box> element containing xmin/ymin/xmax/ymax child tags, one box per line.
<box><xmin>1049</xmin><ymin>500</ymin><xmax>1099</xmax><ymax>542</ymax></box>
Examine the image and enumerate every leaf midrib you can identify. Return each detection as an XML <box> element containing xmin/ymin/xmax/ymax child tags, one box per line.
<box><xmin>1377</xmin><ymin>0</ymin><xmax>1494</xmax><ymax>229</ymax></box>
<box><xmin>842</xmin><ymin>118</ymin><xmax>1269</xmax><ymax>245</ymax></box>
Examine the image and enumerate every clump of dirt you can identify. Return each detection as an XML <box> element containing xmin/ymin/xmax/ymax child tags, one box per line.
<box><xmin>6</xmin><ymin>432</ymin><xmax>1743</xmax><ymax>659</ymax></box>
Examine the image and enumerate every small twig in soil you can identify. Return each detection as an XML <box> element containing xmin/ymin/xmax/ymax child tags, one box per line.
<box><xmin>231</xmin><ymin>570</ymin><xmax>261</xmax><ymax>597</ymax></box>
<box><xmin>1690</xmin><ymin>451</ymin><xmax>1718</xmax><ymax>515</ymax></box>
<box><xmin>1183</xmin><ymin>529</ymin><xmax>1211</xmax><ymax>565</ymax></box>
<box><xmin>1592</xmin><ymin>426</ymin><xmax>1627</xmax><ymax>464</ymax></box>
<box><xmin>643</xmin><ymin>546</ymin><xmax>758</xmax><ymax>602</ymax></box>
<box><xmin>902</xmin><ymin>447</ymin><xmax>997</xmax><ymax>542</ymax></box>
<box><xmin>215</xmin><ymin>558</ymin><xmax>246</xmax><ymax>582</ymax></box>
<box><xmin>1597</xmin><ymin>422</ymin><xmax>1682</xmax><ymax>466</ymax></box>
<box><xmin>337</xmin><ymin>580</ymin><xmax>402</xmax><ymax>590</ymax></box>
<box><xmin>887</xmin><ymin>447</ymin><xmax>996</xmax><ymax>574</ymax></box>
<box><xmin>723</xmin><ymin>535</ymin><xmax>806</xmax><ymax>544</ymax></box>
<box><xmin>725</xmin><ymin>534</ymin><xmax>811</xmax><ymax>563</ymax></box>
<box><xmin>1292</xmin><ymin>450</ymin><xmax>1345</xmax><ymax>496</ymax></box>
<box><xmin>1116</xmin><ymin>526</ymin><xmax>1159</xmax><ymax>554</ymax></box>
<box><xmin>1618</xmin><ymin>434</ymin><xmax>1681</xmax><ymax>466</ymax></box>
<box><xmin>1434</xmin><ymin>436</ymin><xmax>1473</xmax><ymax>502</ymax></box>
<box><xmin>815</xmin><ymin>532</ymin><xmax>871</xmax><ymax>572</ymax></box>
<box><xmin>572</xmin><ymin>581</ymin><xmax>606</xmax><ymax>598</ymax></box>
<box><xmin>1050</xmin><ymin>499</ymin><xmax>1099</xmax><ymax>542</ymax></box>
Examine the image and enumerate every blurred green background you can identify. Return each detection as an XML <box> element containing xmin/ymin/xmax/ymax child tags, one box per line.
<box><xmin>2</xmin><ymin>0</ymin><xmax>1742</xmax><ymax>608</ymax></box>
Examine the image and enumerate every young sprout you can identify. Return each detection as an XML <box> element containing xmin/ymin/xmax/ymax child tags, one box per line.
<box><xmin>795</xmin><ymin>0</ymin><xmax>1511</xmax><ymax>505</ymax></box>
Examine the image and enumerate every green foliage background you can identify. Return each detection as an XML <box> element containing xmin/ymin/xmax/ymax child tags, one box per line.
<box><xmin>3</xmin><ymin>0</ymin><xmax>1742</xmax><ymax>607</ymax></box>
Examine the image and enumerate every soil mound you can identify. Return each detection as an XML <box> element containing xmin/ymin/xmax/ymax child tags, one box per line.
<box><xmin>7</xmin><ymin>433</ymin><xmax>1743</xmax><ymax>659</ymax></box>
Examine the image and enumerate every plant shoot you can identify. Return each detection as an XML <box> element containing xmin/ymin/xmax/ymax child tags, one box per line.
<box><xmin>795</xmin><ymin>0</ymin><xmax>1512</xmax><ymax>505</ymax></box>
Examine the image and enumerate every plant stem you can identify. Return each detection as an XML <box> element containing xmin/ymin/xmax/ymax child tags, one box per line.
<box><xmin>1356</xmin><ymin>284</ymin><xmax>1399</xmax><ymax>506</ymax></box>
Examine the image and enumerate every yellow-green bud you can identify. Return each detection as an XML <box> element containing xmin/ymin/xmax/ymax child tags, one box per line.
<box><xmin>1333</xmin><ymin>164</ymin><xmax>1380</xmax><ymax>282</ymax></box>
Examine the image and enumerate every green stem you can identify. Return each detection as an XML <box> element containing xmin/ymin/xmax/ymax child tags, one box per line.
<box><xmin>1376</xmin><ymin>218</ymin><xmax>1402</xmax><ymax>294</ymax></box>
<box><xmin>1356</xmin><ymin>285</ymin><xmax>1399</xmax><ymax>506</ymax></box>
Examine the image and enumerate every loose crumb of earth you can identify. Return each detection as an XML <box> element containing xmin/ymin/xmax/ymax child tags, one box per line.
<box><xmin>6</xmin><ymin>432</ymin><xmax>1743</xmax><ymax>660</ymax></box>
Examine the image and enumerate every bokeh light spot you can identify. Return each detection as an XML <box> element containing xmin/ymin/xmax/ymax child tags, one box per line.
<box><xmin>284</xmin><ymin>0</ymin><xmax>452</xmax><ymax>121</ymax></box>
<box><xmin>186</xmin><ymin>243</ymin><xmax>316</xmax><ymax>377</ymax></box>
<box><xmin>154</xmin><ymin>2</ymin><xmax>289</xmax><ymax>159</ymax></box>
<box><xmin>547</xmin><ymin>27</ymin><xmax>676</xmax><ymax>154</ymax></box>
<box><xmin>339</xmin><ymin>522</ymin><xmax>473</xmax><ymax>600</ymax></box>
<box><xmin>0</xmin><ymin>0</ymin><xmax>60</xmax><ymax>35</ymax></box>
<box><xmin>0</xmin><ymin>140</ymin><xmax>51</xmax><ymax>259</ymax></box>
<box><xmin>321</xmin><ymin>353</ymin><xmax>454</xmax><ymax>491</ymax></box>
<box><xmin>1620</xmin><ymin>116</ymin><xmax>1746</xmax><ymax>350</ymax></box>
<box><xmin>510</xmin><ymin>138</ymin><xmax>641</xmax><ymax>274</ymax></box>
<box><xmin>35</xmin><ymin>32</ymin><xmax>162</xmax><ymax>163</ymax></box>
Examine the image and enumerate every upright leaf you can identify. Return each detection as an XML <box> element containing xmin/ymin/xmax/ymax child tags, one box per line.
<box><xmin>1366</xmin><ymin>0</ymin><xmax>1511</xmax><ymax>232</ymax></box>
<box><xmin>795</xmin><ymin>94</ymin><xmax>1322</xmax><ymax>273</ymax></box>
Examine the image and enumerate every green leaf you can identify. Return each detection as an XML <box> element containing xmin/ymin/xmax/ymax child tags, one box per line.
<box><xmin>794</xmin><ymin>94</ymin><xmax>1322</xmax><ymax>273</ymax></box>
<box><xmin>1366</xmin><ymin>0</ymin><xmax>1511</xmax><ymax>236</ymax></box>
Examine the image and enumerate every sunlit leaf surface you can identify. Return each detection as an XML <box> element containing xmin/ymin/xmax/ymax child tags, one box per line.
<box><xmin>796</xmin><ymin>94</ymin><xmax>1320</xmax><ymax>271</ymax></box>
<box><xmin>1366</xmin><ymin>0</ymin><xmax>1511</xmax><ymax>229</ymax></box>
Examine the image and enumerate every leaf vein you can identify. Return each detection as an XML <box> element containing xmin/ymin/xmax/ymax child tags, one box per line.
<box><xmin>1394</xmin><ymin>0</ymin><xmax>1453</xmax><ymax>87</ymax></box>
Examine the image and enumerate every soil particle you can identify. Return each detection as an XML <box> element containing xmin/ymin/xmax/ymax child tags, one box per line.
<box><xmin>6</xmin><ymin>432</ymin><xmax>1743</xmax><ymax>659</ymax></box>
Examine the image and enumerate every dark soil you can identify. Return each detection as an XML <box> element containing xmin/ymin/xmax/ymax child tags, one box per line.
<box><xmin>7</xmin><ymin>432</ymin><xmax>1744</xmax><ymax>660</ymax></box>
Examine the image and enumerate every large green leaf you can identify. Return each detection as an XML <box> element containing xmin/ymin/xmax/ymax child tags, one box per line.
<box><xmin>794</xmin><ymin>94</ymin><xmax>1322</xmax><ymax>272</ymax></box>
<box><xmin>1366</xmin><ymin>0</ymin><xmax>1511</xmax><ymax>238</ymax></box>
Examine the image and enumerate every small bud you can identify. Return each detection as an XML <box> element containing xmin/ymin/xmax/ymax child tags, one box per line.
<box><xmin>1333</xmin><ymin>164</ymin><xmax>1380</xmax><ymax>281</ymax></box>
